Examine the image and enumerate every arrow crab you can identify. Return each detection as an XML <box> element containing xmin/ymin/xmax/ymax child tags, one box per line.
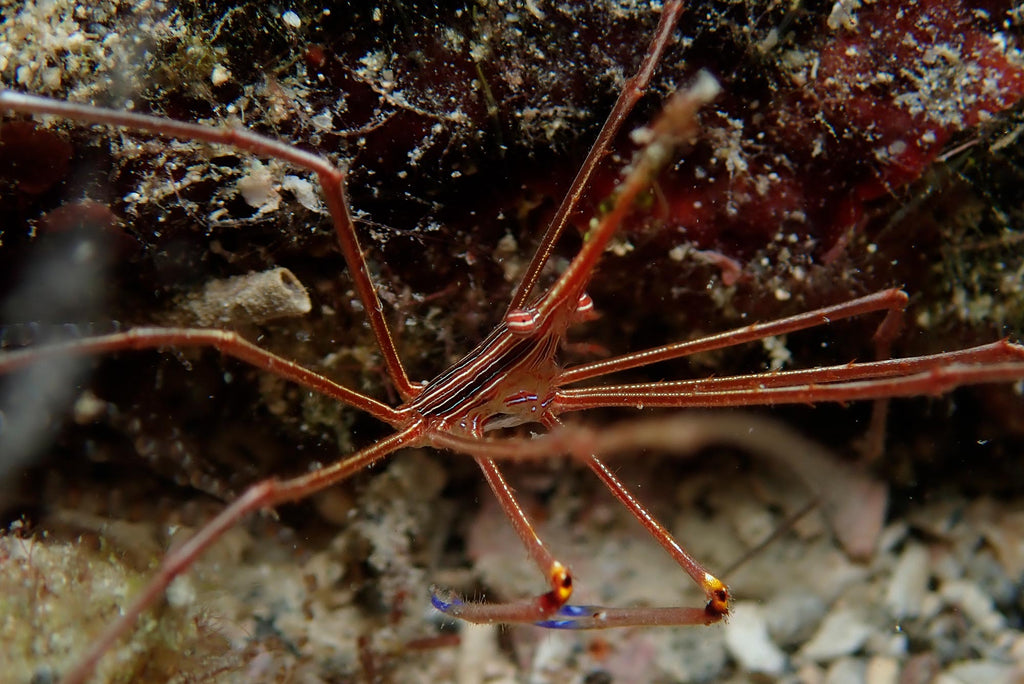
<box><xmin>2</xmin><ymin>1</ymin><xmax>1024</xmax><ymax>681</ymax></box>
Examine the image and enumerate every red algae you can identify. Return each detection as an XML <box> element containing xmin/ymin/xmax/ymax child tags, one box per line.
<box><xmin>0</xmin><ymin>120</ymin><xmax>72</xmax><ymax>196</ymax></box>
<box><xmin>607</xmin><ymin>0</ymin><xmax>1024</xmax><ymax>261</ymax></box>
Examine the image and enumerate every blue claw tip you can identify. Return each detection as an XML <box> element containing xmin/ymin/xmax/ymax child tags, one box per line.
<box><xmin>534</xmin><ymin>618</ymin><xmax>579</xmax><ymax>629</ymax></box>
<box><xmin>534</xmin><ymin>604</ymin><xmax>597</xmax><ymax>629</ymax></box>
<box><xmin>430</xmin><ymin>592</ymin><xmax>602</xmax><ymax>628</ymax></box>
<box><xmin>430</xmin><ymin>590</ymin><xmax>462</xmax><ymax>614</ymax></box>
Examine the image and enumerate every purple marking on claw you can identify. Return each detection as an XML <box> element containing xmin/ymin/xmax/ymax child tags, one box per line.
<box><xmin>534</xmin><ymin>604</ymin><xmax>599</xmax><ymax>629</ymax></box>
<box><xmin>430</xmin><ymin>591</ymin><xmax>462</xmax><ymax>613</ymax></box>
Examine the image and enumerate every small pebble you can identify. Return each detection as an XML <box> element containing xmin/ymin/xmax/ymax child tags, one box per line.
<box><xmin>281</xmin><ymin>10</ymin><xmax>301</xmax><ymax>28</ymax></box>
<box><xmin>210</xmin><ymin>63</ymin><xmax>231</xmax><ymax>86</ymax></box>
<box><xmin>937</xmin><ymin>660</ymin><xmax>1015</xmax><ymax>684</ymax></box>
<box><xmin>655</xmin><ymin>629</ymin><xmax>728</xmax><ymax>682</ymax></box>
<box><xmin>766</xmin><ymin>591</ymin><xmax>827</xmax><ymax>647</ymax></box>
<box><xmin>939</xmin><ymin>580</ymin><xmax>1006</xmax><ymax>635</ymax></box>
<box><xmin>799</xmin><ymin>608</ymin><xmax>873</xmax><ymax>662</ymax></box>
<box><xmin>865</xmin><ymin>655</ymin><xmax>900</xmax><ymax>684</ymax></box>
<box><xmin>885</xmin><ymin>543</ymin><xmax>930</xmax><ymax>619</ymax></box>
<box><xmin>824</xmin><ymin>656</ymin><xmax>865</xmax><ymax>684</ymax></box>
<box><xmin>725</xmin><ymin>602</ymin><xmax>787</xmax><ymax>675</ymax></box>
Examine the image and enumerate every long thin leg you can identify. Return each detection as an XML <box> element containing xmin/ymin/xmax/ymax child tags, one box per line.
<box><xmin>861</xmin><ymin>300</ymin><xmax>905</xmax><ymax>460</ymax></box>
<box><xmin>560</xmin><ymin>289</ymin><xmax>911</xmax><ymax>384</ymax></box>
<box><xmin>563</xmin><ymin>340</ymin><xmax>1024</xmax><ymax>394</ymax></box>
<box><xmin>0</xmin><ymin>90</ymin><xmax>419</xmax><ymax>400</ymax></box>
<box><xmin>558</xmin><ymin>290</ymin><xmax>1015</xmax><ymax>459</ymax></box>
<box><xmin>429</xmin><ymin>412</ymin><xmax>888</xmax><ymax>561</ymax></box>
<box><xmin>569</xmin><ymin>340</ymin><xmax>1021</xmax><ymax>461</ymax></box>
<box><xmin>428</xmin><ymin>454</ymin><xmax>724</xmax><ymax>630</ymax></box>
<box><xmin>553</xmin><ymin>358</ymin><xmax>1024</xmax><ymax>411</ymax></box>
<box><xmin>430</xmin><ymin>430</ymin><xmax>730</xmax><ymax>629</ymax></box>
<box><xmin>431</xmin><ymin>456</ymin><xmax>574</xmax><ymax>623</ymax></box>
<box><xmin>550</xmin><ymin>414</ymin><xmax>729</xmax><ymax>627</ymax></box>
<box><xmin>0</xmin><ymin>327</ymin><xmax>404</xmax><ymax>424</ymax></box>
<box><xmin>531</xmin><ymin>72</ymin><xmax>721</xmax><ymax>323</ymax></box>
<box><xmin>59</xmin><ymin>424</ymin><xmax>423</xmax><ymax>684</ymax></box>
<box><xmin>584</xmin><ymin>456</ymin><xmax>728</xmax><ymax>616</ymax></box>
<box><xmin>508</xmin><ymin>0</ymin><xmax>687</xmax><ymax>311</ymax></box>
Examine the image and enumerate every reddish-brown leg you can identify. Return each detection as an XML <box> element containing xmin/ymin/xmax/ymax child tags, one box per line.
<box><xmin>0</xmin><ymin>89</ymin><xmax>425</xmax><ymax>682</ymax></box>
<box><xmin>508</xmin><ymin>0</ymin><xmax>687</xmax><ymax>312</ymax></box>
<box><xmin>0</xmin><ymin>90</ymin><xmax>417</xmax><ymax>400</ymax></box>
<box><xmin>552</xmin><ymin>287</ymin><xmax>1024</xmax><ymax>412</ymax></box>
<box><xmin>561</xmin><ymin>340</ymin><xmax>1024</xmax><ymax>397</ymax></box>
<box><xmin>554</xmin><ymin>350</ymin><xmax>1024</xmax><ymax>411</ymax></box>
<box><xmin>60</xmin><ymin>425</ymin><xmax>422</xmax><ymax>684</ymax></box>
<box><xmin>580</xmin><ymin>455</ymin><xmax>729</xmax><ymax>621</ymax></box>
<box><xmin>430</xmin><ymin>412</ymin><xmax>729</xmax><ymax>629</ymax></box>
<box><xmin>526</xmin><ymin>72</ymin><xmax>722</xmax><ymax>327</ymax></box>
<box><xmin>431</xmin><ymin>456</ymin><xmax>575</xmax><ymax>624</ymax></box>
<box><xmin>860</xmin><ymin>301</ymin><xmax>906</xmax><ymax>460</ymax></box>
<box><xmin>556</xmin><ymin>409</ymin><xmax>730</xmax><ymax>628</ymax></box>
<box><xmin>560</xmin><ymin>288</ymin><xmax>913</xmax><ymax>384</ymax></box>
<box><xmin>430</xmin><ymin>449</ymin><xmax>727</xmax><ymax>630</ymax></box>
<box><xmin>428</xmin><ymin>410</ymin><xmax>885</xmax><ymax>629</ymax></box>
<box><xmin>559</xmin><ymin>287</ymin><xmax>916</xmax><ymax>461</ymax></box>
<box><xmin>431</xmin><ymin>410</ymin><xmax>888</xmax><ymax>582</ymax></box>
<box><xmin>0</xmin><ymin>327</ymin><xmax>402</xmax><ymax>424</ymax></box>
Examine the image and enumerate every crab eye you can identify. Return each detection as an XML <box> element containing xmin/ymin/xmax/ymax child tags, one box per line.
<box><xmin>506</xmin><ymin>308</ymin><xmax>539</xmax><ymax>335</ymax></box>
